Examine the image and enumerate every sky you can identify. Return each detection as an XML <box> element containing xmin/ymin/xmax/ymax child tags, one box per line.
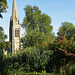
<box><xmin>0</xmin><ymin>0</ymin><xmax>75</xmax><ymax>41</ymax></box>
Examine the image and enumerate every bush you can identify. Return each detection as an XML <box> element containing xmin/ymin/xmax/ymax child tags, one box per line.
<box><xmin>66</xmin><ymin>64</ymin><xmax>75</xmax><ymax>75</ymax></box>
<box><xmin>4</xmin><ymin>47</ymin><xmax>53</xmax><ymax>73</ymax></box>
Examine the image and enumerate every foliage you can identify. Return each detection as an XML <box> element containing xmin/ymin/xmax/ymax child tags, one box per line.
<box><xmin>0</xmin><ymin>0</ymin><xmax>8</xmax><ymax>18</ymax></box>
<box><xmin>0</xmin><ymin>48</ymin><xmax>4</xmax><ymax>74</ymax></box>
<box><xmin>0</xmin><ymin>26</ymin><xmax>11</xmax><ymax>52</ymax></box>
<box><xmin>0</xmin><ymin>26</ymin><xmax>8</xmax><ymax>74</ymax></box>
<box><xmin>48</xmin><ymin>35</ymin><xmax>75</xmax><ymax>73</ymax></box>
<box><xmin>56</xmin><ymin>35</ymin><xmax>75</xmax><ymax>57</ymax></box>
<box><xmin>0</xmin><ymin>26</ymin><xmax>7</xmax><ymax>42</ymax></box>
<box><xmin>4</xmin><ymin>47</ymin><xmax>53</xmax><ymax>74</ymax></box>
<box><xmin>5</xmin><ymin>41</ymin><xmax>11</xmax><ymax>51</ymax></box>
<box><xmin>57</xmin><ymin>22</ymin><xmax>75</xmax><ymax>40</ymax></box>
<box><xmin>21</xmin><ymin>5</ymin><xmax>55</xmax><ymax>48</ymax></box>
<box><xmin>66</xmin><ymin>64</ymin><xmax>75</xmax><ymax>75</ymax></box>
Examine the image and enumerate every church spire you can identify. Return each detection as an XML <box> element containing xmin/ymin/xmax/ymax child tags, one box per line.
<box><xmin>12</xmin><ymin>0</ymin><xmax>18</xmax><ymax>20</ymax></box>
<box><xmin>9</xmin><ymin>0</ymin><xmax>21</xmax><ymax>53</ymax></box>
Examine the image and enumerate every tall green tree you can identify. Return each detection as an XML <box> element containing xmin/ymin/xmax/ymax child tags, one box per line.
<box><xmin>0</xmin><ymin>27</ymin><xmax>11</xmax><ymax>52</ymax></box>
<box><xmin>0</xmin><ymin>0</ymin><xmax>8</xmax><ymax>18</ymax></box>
<box><xmin>0</xmin><ymin>26</ymin><xmax>7</xmax><ymax>43</ymax></box>
<box><xmin>0</xmin><ymin>26</ymin><xmax>7</xmax><ymax>74</ymax></box>
<box><xmin>57</xmin><ymin>22</ymin><xmax>75</xmax><ymax>40</ymax></box>
<box><xmin>0</xmin><ymin>26</ymin><xmax>7</xmax><ymax>53</ymax></box>
<box><xmin>22</xmin><ymin>5</ymin><xmax>55</xmax><ymax>48</ymax></box>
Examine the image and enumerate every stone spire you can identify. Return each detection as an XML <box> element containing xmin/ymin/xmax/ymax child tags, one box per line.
<box><xmin>12</xmin><ymin>0</ymin><xmax>18</xmax><ymax>20</ymax></box>
<box><xmin>9</xmin><ymin>0</ymin><xmax>21</xmax><ymax>53</ymax></box>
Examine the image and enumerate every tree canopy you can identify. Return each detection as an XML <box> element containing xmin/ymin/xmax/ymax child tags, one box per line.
<box><xmin>57</xmin><ymin>22</ymin><xmax>75</xmax><ymax>40</ymax></box>
<box><xmin>0</xmin><ymin>0</ymin><xmax>8</xmax><ymax>18</ymax></box>
<box><xmin>21</xmin><ymin>5</ymin><xmax>55</xmax><ymax>48</ymax></box>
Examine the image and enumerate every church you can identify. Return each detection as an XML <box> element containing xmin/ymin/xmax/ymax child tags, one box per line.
<box><xmin>9</xmin><ymin>0</ymin><xmax>21</xmax><ymax>53</ymax></box>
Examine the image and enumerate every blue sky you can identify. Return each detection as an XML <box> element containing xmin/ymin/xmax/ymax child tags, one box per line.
<box><xmin>0</xmin><ymin>0</ymin><xmax>75</xmax><ymax>41</ymax></box>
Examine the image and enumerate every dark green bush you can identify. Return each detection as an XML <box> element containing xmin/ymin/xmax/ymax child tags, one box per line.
<box><xmin>66</xmin><ymin>64</ymin><xmax>75</xmax><ymax>75</ymax></box>
<box><xmin>4</xmin><ymin>47</ymin><xmax>53</xmax><ymax>74</ymax></box>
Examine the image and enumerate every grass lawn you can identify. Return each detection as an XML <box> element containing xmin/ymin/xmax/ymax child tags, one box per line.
<box><xmin>8</xmin><ymin>72</ymin><xmax>60</xmax><ymax>75</ymax></box>
<box><xmin>25</xmin><ymin>73</ymin><xmax>59</xmax><ymax>75</ymax></box>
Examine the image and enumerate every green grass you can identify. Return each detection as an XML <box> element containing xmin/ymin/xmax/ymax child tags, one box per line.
<box><xmin>8</xmin><ymin>72</ymin><xmax>59</xmax><ymax>75</ymax></box>
<box><xmin>24</xmin><ymin>73</ymin><xmax>59</xmax><ymax>75</ymax></box>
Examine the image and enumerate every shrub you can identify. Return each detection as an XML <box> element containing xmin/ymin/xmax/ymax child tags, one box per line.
<box><xmin>66</xmin><ymin>64</ymin><xmax>75</xmax><ymax>75</ymax></box>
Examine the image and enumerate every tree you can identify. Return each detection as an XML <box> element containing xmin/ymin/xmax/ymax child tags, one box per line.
<box><xmin>57</xmin><ymin>22</ymin><xmax>75</xmax><ymax>40</ymax></box>
<box><xmin>0</xmin><ymin>27</ymin><xmax>11</xmax><ymax>52</ymax></box>
<box><xmin>21</xmin><ymin>5</ymin><xmax>55</xmax><ymax>48</ymax></box>
<box><xmin>5</xmin><ymin>41</ymin><xmax>11</xmax><ymax>52</ymax></box>
<box><xmin>0</xmin><ymin>26</ymin><xmax>7</xmax><ymax>74</ymax></box>
<box><xmin>47</xmin><ymin>34</ymin><xmax>75</xmax><ymax>73</ymax></box>
<box><xmin>0</xmin><ymin>0</ymin><xmax>8</xmax><ymax>18</ymax></box>
<box><xmin>0</xmin><ymin>26</ymin><xmax>7</xmax><ymax>43</ymax></box>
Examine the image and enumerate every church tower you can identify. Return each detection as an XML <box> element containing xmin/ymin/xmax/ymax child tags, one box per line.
<box><xmin>9</xmin><ymin>0</ymin><xmax>21</xmax><ymax>53</ymax></box>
